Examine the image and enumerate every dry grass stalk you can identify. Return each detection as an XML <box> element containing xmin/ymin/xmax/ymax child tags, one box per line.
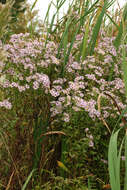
<box><xmin>0</xmin><ymin>132</ymin><xmax>22</xmax><ymax>188</ymax></box>
<box><xmin>97</xmin><ymin>93</ymin><xmax>111</xmax><ymax>134</ymax></box>
<box><xmin>5</xmin><ymin>171</ymin><xmax>15</xmax><ymax>190</ymax></box>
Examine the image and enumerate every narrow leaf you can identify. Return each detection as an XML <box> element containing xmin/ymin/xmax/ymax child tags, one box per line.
<box><xmin>88</xmin><ymin>1</ymin><xmax>108</xmax><ymax>55</ymax></box>
<box><xmin>21</xmin><ymin>169</ymin><xmax>36</xmax><ymax>190</ymax></box>
<box><xmin>124</xmin><ymin>132</ymin><xmax>127</xmax><ymax>190</ymax></box>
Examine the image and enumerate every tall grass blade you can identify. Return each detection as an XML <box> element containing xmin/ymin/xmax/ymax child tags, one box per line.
<box><xmin>113</xmin><ymin>22</ymin><xmax>123</xmax><ymax>49</ymax></box>
<box><xmin>33</xmin><ymin>116</ymin><xmax>47</xmax><ymax>169</ymax></box>
<box><xmin>108</xmin><ymin>131</ymin><xmax>118</xmax><ymax>190</ymax></box>
<box><xmin>81</xmin><ymin>18</ymin><xmax>90</xmax><ymax>61</ymax></box>
<box><xmin>57</xmin><ymin>17</ymin><xmax>72</xmax><ymax>58</ymax></box>
<box><xmin>124</xmin><ymin>132</ymin><xmax>127</xmax><ymax>190</ymax></box>
<box><xmin>108</xmin><ymin>129</ymin><xmax>123</xmax><ymax>190</ymax></box>
<box><xmin>114</xmin><ymin>3</ymin><xmax>127</xmax><ymax>49</ymax></box>
<box><xmin>122</xmin><ymin>39</ymin><xmax>127</xmax><ymax>98</ymax></box>
<box><xmin>48</xmin><ymin>0</ymin><xmax>67</xmax><ymax>33</ymax></box>
<box><xmin>75</xmin><ymin>0</ymin><xmax>99</xmax><ymax>25</ymax></box>
<box><xmin>62</xmin><ymin>22</ymin><xmax>80</xmax><ymax>76</ymax></box>
<box><xmin>63</xmin><ymin>0</ymin><xmax>100</xmax><ymax>71</ymax></box>
<box><xmin>30</xmin><ymin>0</ymin><xmax>38</xmax><ymax>11</ymax></box>
<box><xmin>85</xmin><ymin>0</ymin><xmax>99</xmax><ymax>16</ymax></box>
<box><xmin>43</xmin><ymin>2</ymin><xmax>52</xmax><ymax>25</ymax></box>
<box><xmin>106</xmin><ymin>0</ymin><xmax>116</xmax><ymax>9</ymax></box>
<box><xmin>44</xmin><ymin>0</ymin><xmax>67</xmax><ymax>47</ymax></box>
<box><xmin>63</xmin><ymin>27</ymin><xmax>68</xmax><ymax>58</ymax></box>
<box><xmin>56</xmin><ymin>0</ymin><xmax>67</xmax><ymax>9</ymax></box>
<box><xmin>105</xmin><ymin>12</ymin><xmax>119</xmax><ymax>30</ymax></box>
<box><xmin>59</xmin><ymin>0</ymin><xmax>100</xmax><ymax>59</ymax></box>
<box><xmin>49</xmin><ymin>13</ymin><xmax>56</xmax><ymax>33</ymax></box>
<box><xmin>88</xmin><ymin>0</ymin><xmax>109</xmax><ymax>55</ymax></box>
<box><xmin>49</xmin><ymin>0</ymin><xmax>66</xmax><ymax>33</ymax></box>
<box><xmin>116</xmin><ymin>137</ymin><xmax>124</xmax><ymax>190</ymax></box>
<box><xmin>59</xmin><ymin>0</ymin><xmax>102</xmax><ymax>68</ymax></box>
<box><xmin>21</xmin><ymin>169</ymin><xmax>36</xmax><ymax>190</ymax></box>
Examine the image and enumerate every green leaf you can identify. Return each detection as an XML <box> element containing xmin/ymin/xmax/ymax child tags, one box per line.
<box><xmin>30</xmin><ymin>0</ymin><xmax>38</xmax><ymax>11</ymax></box>
<box><xmin>124</xmin><ymin>133</ymin><xmax>127</xmax><ymax>190</ymax></box>
<box><xmin>88</xmin><ymin>0</ymin><xmax>110</xmax><ymax>55</ymax></box>
<box><xmin>114</xmin><ymin>3</ymin><xmax>127</xmax><ymax>49</ymax></box>
<box><xmin>21</xmin><ymin>169</ymin><xmax>36</xmax><ymax>190</ymax></box>
<box><xmin>108</xmin><ymin>129</ymin><xmax>124</xmax><ymax>190</ymax></box>
<box><xmin>81</xmin><ymin>19</ymin><xmax>90</xmax><ymax>61</ymax></box>
<box><xmin>122</xmin><ymin>41</ymin><xmax>127</xmax><ymax>98</ymax></box>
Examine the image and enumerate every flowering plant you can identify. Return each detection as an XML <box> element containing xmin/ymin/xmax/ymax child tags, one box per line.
<box><xmin>0</xmin><ymin>24</ymin><xmax>126</xmax><ymax>190</ymax></box>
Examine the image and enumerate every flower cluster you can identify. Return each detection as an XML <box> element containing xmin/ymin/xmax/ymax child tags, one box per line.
<box><xmin>0</xmin><ymin>33</ymin><xmax>59</xmax><ymax>107</ymax></box>
<box><xmin>0</xmin><ymin>31</ymin><xmax>126</xmax><ymax>125</ymax></box>
<box><xmin>62</xmin><ymin>33</ymin><xmax>126</xmax><ymax>121</ymax></box>
<box><xmin>0</xmin><ymin>99</ymin><xmax>12</xmax><ymax>109</ymax></box>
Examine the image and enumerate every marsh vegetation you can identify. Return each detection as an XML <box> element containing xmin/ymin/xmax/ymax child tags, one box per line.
<box><xmin>0</xmin><ymin>0</ymin><xmax>127</xmax><ymax>189</ymax></box>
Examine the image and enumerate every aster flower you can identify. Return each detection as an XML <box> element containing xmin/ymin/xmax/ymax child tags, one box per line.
<box><xmin>50</xmin><ymin>89</ymin><xmax>60</xmax><ymax>97</ymax></box>
<box><xmin>0</xmin><ymin>99</ymin><xmax>12</xmax><ymax>109</ymax></box>
<box><xmin>62</xmin><ymin>113</ymin><xmax>70</xmax><ymax>122</ymax></box>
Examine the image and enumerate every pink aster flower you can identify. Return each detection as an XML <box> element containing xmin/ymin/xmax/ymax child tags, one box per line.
<box><xmin>62</xmin><ymin>113</ymin><xmax>70</xmax><ymax>122</ymax></box>
<box><xmin>0</xmin><ymin>99</ymin><xmax>12</xmax><ymax>109</ymax></box>
<box><xmin>71</xmin><ymin>62</ymin><xmax>81</xmax><ymax>70</ymax></box>
<box><xmin>85</xmin><ymin>74</ymin><xmax>97</xmax><ymax>81</ymax></box>
<box><xmin>50</xmin><ymin>89</ymin><xmax>60</xmax><ymax>97</ymax></box>
<box><xmin>33</xmin><ymin>81</ymin><xmax>39</xmax><ymax>90</ymax></box>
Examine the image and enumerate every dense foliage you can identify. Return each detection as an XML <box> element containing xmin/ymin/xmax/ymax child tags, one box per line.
<box><xmin>0</xmin><ymin>0</ymin><xmax>127</xmax><ymax>189</ymax></box>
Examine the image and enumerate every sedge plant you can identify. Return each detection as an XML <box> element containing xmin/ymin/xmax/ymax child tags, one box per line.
<box><xmin>108</xmin><ymin>2</ymin><xmax>127</xmax><ymax>190</ymax></box>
